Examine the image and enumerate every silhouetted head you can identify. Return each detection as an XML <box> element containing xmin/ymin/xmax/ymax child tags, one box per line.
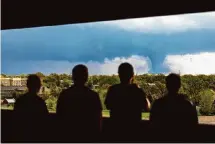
<box><xmin>118</xmin><ymin>63</ymin><xmax>134</xmax><ymax>84</ymax></box>
<box><xmin>27</xmin><ymin>74</ymin><xmax>41</xmax><ymax>93</ymax></box>
<box><xmin>72</xmin><ymin>64</ymin><xmax>88</xmax><ymax>86</ymax></box>
<box><xmin>166</xmin><ymin>73</ymin><xmax>181</xmax><ymax>94</ymax></box>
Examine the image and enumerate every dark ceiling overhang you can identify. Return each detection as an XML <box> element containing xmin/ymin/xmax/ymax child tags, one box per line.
<box><xmin>2</xmin><ymin>1</ymin><xmax>215</xmax><ymax>30</ymax></box>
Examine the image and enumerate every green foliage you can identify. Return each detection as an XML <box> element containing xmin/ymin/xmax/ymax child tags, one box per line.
<box><xmin>96</xmin><ymin>75</ymin><xmax>119</xmax><ymax>88</ymax></box>
<box><xmin>181</xmin><ymin>75</ymin><xmax>206</xmax><ymax>105</ymax></box>
<box><xmin>196</xmin><ymin>106</ymin><xmax>201</xmax><ymax>116</ymax></box>
<box><xmin>41</xmin><ymin>91</ymin><xmax>51</xmax><ymax>101</ymax></box>
<box><xmin>20</xmin><ymin>74</ymin><xmax>27</xmax><ymax>78</ymax></box>
<box><xmin>50</xmin><ymin>86</ymin><xmax>62</xmax><ymax>98</ymax></box>
<box><xmin>45</xmin><ymin>97</ymin><xmax>57</xmax><ymax>112</ymax></box>
<box><xmin>95</xmin><ymin>88</ymin><xmax>107</xmax><ymax>110</ymax></box>
<box><xmin>60</xmin><ymin>79</ymin><xmax>72</xmax><ymax>89</ymax></box>
<box><xmin>140</xmin><ymin>81</ymin><xmax>166</xmax><ymax>101</ymax></box>
<box><xmin>43</xmin><ymin>73</ymin><xmax>61</xmax><ymax>88</ymax></box>
<box><xmin>35</xmin><ymin>72</ymin><xmax>45</xmax><ymax>78</ymax></box>
<box><xmin>1</xmin><ymin>74</ymin><xmax>7</xmax><ymax>77</ymax></box>
<box><xmin>199</xmin><ymin>89</ymin><xmax>215</xmax><ymax>115</ymax></box>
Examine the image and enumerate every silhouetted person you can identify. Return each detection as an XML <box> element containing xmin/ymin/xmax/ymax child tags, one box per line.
<box><xmin>150</xmin><ymin>73</ymin><xmax>198</xmax><ymax>141</ymax></box>
<box><xmin>13</xmin><ymin>74</ymin><xmax>49</xmax><ymax>142</ymax></box>
<box><xmin>105</xmin><ymin>62</ymin><xmax>150</xmax><ymax>141</ymax></box>
<box><xmin>56</xmin><ymin>64</ymin><xmax>102</xmax><ymax>142</ymax></box>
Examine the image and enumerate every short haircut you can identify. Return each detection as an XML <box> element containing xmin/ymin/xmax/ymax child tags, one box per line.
<box><xmin>118</xmin><ymin>62</ymin><xmax>134</xmax><ymax>82</ymax></box>
<box><xmin>72</xmin><ymin>64</ymin><xmax>88</xmax><ymax>84</ymax></box>
<box><xmin>27</xmin><ymin>74</ymin><xmax>41</xmax><ymax>92</ymax></box>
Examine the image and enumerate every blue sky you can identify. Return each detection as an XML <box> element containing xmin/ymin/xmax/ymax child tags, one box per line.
<box><xmin>1</xmin><ymin>12</ymin><xmax>215</xmax><ymax>75</ymax></box>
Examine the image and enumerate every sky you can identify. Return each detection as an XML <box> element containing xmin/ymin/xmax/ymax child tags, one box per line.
<box><xmin>1</xmin><ymin>11</ymin><xmax>215</xmax><ymax>75</ymax></box>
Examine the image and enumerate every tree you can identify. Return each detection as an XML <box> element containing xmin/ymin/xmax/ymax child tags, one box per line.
<box><xmin>43</xmin><ymin>73</ymin><xmax>61</xmax><ymax>88</ymax></box>
<box><xmin>89</xmin><ymin>76</ymin><xmax>100</xmax><ymax>86</ymax></box>
<box><xmin>199</xmin><ymin>89</ymin><xmax>215</xmax><ymax>115</ymax></box>
<box><xmin>96</xmin><ymin>89</ymin><xmax>107</xmax><ymax>110</ymax></box>
<box><xmin>60</xmin><ymin>79</ymin><xmax>72</xmax><ymax>89</ymax></box>
<box><xmin>181</xmin><ymin>75</ymin><xmax>205</xmax><ymax>105</ymax></box>
<box><xmin>45</xmin><ymin>97</ymin><xmax>57</xmax><ymax>112</ymax></box>
<box><xmin>1</xmin><ymin>74</ymin><xmax>7</xmax><ymax>77</ymax></box>
<box><xmin>98</xmin><ymin>75</ymin><xmax>119</xmax><ymax>88</ymax></box>
<box><xmin>20</xmin><ymin>74</ymin><xmax>27</xmax><ymax>78</ymax></box>
<box><xmin>35</xmin><ymin>72</ymin><xmax>45</xmax><ymax>78</ymax></box>
<box><xmin>209</xmin><ymin>82</ymin><xmax>215</xmax><ymax>91</ymax></box>
<box><xmin>40</xmin><ymin>91</ymin><xmax>51</xmax><ymax>101</ymax></box>
<box><xmin>153</xmin><ymin>74</ymin><xmax>166</xmax><ymax>83</ymax></box>
<box><xmin>154</xmin><ymin>81</ymin><xmax>166</xmax><ymax>96</ymax></box>
<box><xmin>50</xmin><ymin>86</ymin><xmax>62</xmax><ymax>98</ymax></box>
<box><xmin>59</xmin><ymin>74</ymin><xmax>70</xmax><ymax>80</ymax></box>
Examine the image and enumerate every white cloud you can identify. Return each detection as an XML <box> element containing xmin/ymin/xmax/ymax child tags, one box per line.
<box><xmin>101</xmin><ymin>11</ymin><xmax>215</xmax><ymax>33</ymax></box>
<box><xmin>72</xmin><ymin>55</ymin><xmax>151</xmax><ymax>75</ymax></box>
<box><xmin>163</xmin><ymin>52</ymin><xmax>215</xmax><ymax>75</ymax></box>
<box><xmin>6</xmin><ymin>55</ymin><xmax>151</xmax><ymax>75</ymax></box>
<box><xmin>94</xmin><ymin>55</ymin><xmax>151</xmax><ymax>75</ymax></box>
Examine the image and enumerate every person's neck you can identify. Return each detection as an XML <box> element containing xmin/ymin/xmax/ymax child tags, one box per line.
<box><xmin>28</xmin><ymin>91</ymin><xmax>38</xmax><ymax>95</ymax></box>
<box><xmin>74</xmin><ymin>83</ymin><xmax>85</xmax><ymax>87</ymax></box>
<box><xmin>120</xmin><ymin>81</ymin><xmax>131</xmax><ymax>85</ymax></box>
<box><xmin>168</xmin><ymin>91</ymin><xmax>178</xmax><ymax>96</ymax></box>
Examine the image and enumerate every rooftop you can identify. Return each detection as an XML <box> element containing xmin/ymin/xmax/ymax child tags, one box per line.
<box><xmin>4</xmin><ymin>98</ymin><xmax>15</xmax><ymax>103</ymax></box>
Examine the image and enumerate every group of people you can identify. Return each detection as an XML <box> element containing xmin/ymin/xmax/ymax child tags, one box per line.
<box><xmin>13</xmin><ymin>62</ymin><xmax>198</xmax><ymax>142</ymax></box>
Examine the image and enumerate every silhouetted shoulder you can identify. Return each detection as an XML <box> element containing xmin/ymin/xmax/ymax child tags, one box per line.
<box><xmin>150</xmin><ymin>97</ymin><xmax>164</xmax><ymax>112</ymax></box>
<box><xmin>178</xmin><ymin>93</ymin><xmax>190</xmax><ymax>101</ymax></box>
<box><xmin>58</xmin><ymin>86</ymin><xmax>77</xmax><ymax>100</ymax></box>
<box><xmin>15</xmin><ymin>93</ymin><xmax>28</xmax><ymax>102</ymax></box>
<box><xmin>105</xmin><ymin>84</ymin><xmax>121</xmax><ymax>97</ymax></box>
<box><xmin>157</xmin><ymin>96</ymin><xmax>167</xmax><ymax>103</ymax></box>
<box><xmin>14</xmin><ymin>92</ymin><xmax>48</xmax><ymax>119</ymax></box>
<box><xmin>86</xmin><ymin>87</ymin><xmax>102</xmax><ymax>106</ymax></box>
<box><xmin>85</xmin><ymin>87</ymin><xmax>101</xmax><ymax>107</ymax></box>
<box><xmin>150</xmin><ymin>96</ymin><xmax>170</xmax><ymax>121</ymax></box>
<box><xmin>15</xmin><ymin>93</ymin><xmax>46</xmax><ymax>108</ymax></box>
<box><xmin>105</xmin><ymin>84</ymin><xmax>122</xmax><ymax>99</ymax></box>
<box><xmin>85</xmin><ymin>86</ymin><xmax>99</xmax><ymax>95</ymax></box>
<box><xmin>108</xmin><ymin>84</ymin><xmax>121</xmax><ymax>90</ymax></box>
<box><xmin>57</xmin><ymin>86</ymin><xmax>101</xmax><ymax>111</ymax></box>
<box><xmin>58</xmin><ymin>87</ymin><xmax>71</xmax><ymax>98</ymax></box>
<box><xmin>132</xmin><ymin>84</ymin><xmax>146</xmax><ymax>93</ymax></box>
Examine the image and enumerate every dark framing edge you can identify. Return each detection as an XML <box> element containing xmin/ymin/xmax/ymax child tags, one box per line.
<box><xmin>2</xmin><ymin>1</ymin><xmax>215</xmax><ymax>30</ymax></box>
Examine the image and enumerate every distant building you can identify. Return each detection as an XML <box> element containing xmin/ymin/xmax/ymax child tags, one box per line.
<box><xmin>0</xmin><ymin>86</ymin><xmax>27</xmax><ymax>99</ymax></box>
<box><xmin>21</xmin><ymin>78</ymin><xmax>27</xmax><ymax>86</ymax></box>
<box><xmin>12</xmin><ymin>78</ymin><xmax>27</xmax><ymax>86</ymax></box>
<box><xmin>1</xmin><ymin>85</ymin><xmax>50</xmax><ymax>99</ymax></box>
<box><xmin>2</xmin><ymin>98</ymin><xmax>16</xmax><ymax>105</ymax></box>
<box><xmin>0</xmin><ymin>77</ymin><xmax>27</xmax><ymax>86</ymax></box>
<box><xmin>12</xmin><ymin>78</ymin><xmax>22</xmax><ymax>86</ymax></box>
<box><xmin>0</xmin><ymin>78</ymin><xmax>12</xmax><ymax>86</ymax></box>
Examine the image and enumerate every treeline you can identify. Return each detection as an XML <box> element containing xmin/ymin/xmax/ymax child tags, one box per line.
<box><xmin>5</xmin><ymin>72</ymin><xmax>215</xmax><ymax>115</ymax></box>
